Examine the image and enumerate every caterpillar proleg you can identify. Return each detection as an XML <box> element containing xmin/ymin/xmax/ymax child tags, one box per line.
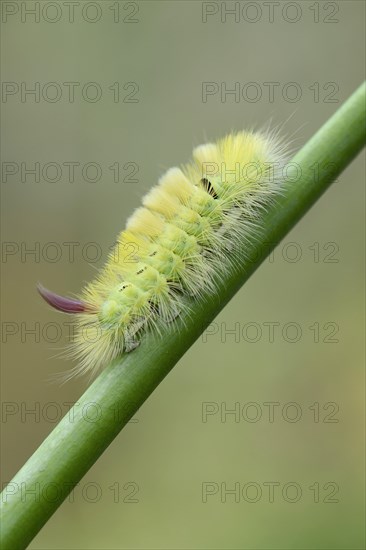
<box><xmin>38</xmin><ymin>129</ymin><xmax>290</xmax><ymax>380</ymax></box>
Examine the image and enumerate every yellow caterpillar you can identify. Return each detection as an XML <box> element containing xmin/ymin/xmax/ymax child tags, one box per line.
<box><xmin>39</xmin><ymin>129</ymin><xmax>290</xmax><ymax>380</ymax></box>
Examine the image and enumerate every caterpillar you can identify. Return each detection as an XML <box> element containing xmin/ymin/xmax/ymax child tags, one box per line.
<box><xmin>38</xmin><ymin>129</ymin><xmax>290</xmax><ymax>380</ymax></box>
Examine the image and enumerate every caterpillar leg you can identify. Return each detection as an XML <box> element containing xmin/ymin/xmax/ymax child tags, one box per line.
<box><xmin>124</xmin><ymin>337</ymin><xmax>140</xmax><ymax>353</ymax></box>
<box><xmin>123</xmin><ymin>317</ymin><xmax>146</xmax><ymax>353</ymax></box>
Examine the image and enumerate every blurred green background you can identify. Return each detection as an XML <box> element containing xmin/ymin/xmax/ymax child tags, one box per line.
<box><xmin>1</xmin><ymin>1</ymin><xmax>365</xmax><ymax>548</ymax></box>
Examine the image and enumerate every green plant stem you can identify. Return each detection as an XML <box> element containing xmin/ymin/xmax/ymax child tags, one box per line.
<box><xmin>1</xmin><ymin>82</ymin><xmax>365</xmax><ymax>550</ymax></box>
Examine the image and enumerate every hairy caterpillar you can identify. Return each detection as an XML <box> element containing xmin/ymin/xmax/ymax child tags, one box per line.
<box><xmin>39</xmin><ymin>129</ymin><xmax>290</xmax><ymax>380</ymax></box>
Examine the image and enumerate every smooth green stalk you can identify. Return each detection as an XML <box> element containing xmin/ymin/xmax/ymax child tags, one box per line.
<box><xmin>1</xmin><ymin>82</ymin><xmax>365</xmax><ymax>550</ymax></box>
